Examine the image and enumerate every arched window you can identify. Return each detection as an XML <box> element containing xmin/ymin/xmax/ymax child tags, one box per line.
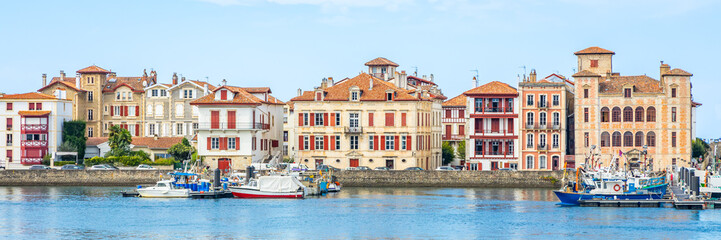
<box><xmin>647</xmin><ymin>131</ymin><xmax>656</xmax><ymax>147</ymax></box>
<box><xmin>526</xmin><ymin>155</ymin><xmax>534</xmax><ymax>169</ymax></box>
<box><xmin>601</xmin><ymin>132</ymin><xmax>610</xmax><ymax>147</ymax></box>
<box><xmin>635</xmin><ymin>131</ymin><xmax>644</xmax><ymax>147</ymax></box>
<box><xmin>552</xmin><ymin>112</ymin><xmax>560</xmax><ymax>126</ymax></box>
<box><xmin>612</xmin><ymin>131</ymin><xmax>622</xmax><ymax>147</ymax></box>
<box><xmin>623</xmin><ymin>107</ymin><xmax>633</xmax><ymax>122</ymax></box>
<box><xmin>601</xmin><ymin>107</ymin><xmax>610</xmax><ymax>122</ymax></box>
<box><xmin>612</xmin><ymin>107</ymin><xmax>621</xmax><ymax>122</ymax></box>
<box><xmin>526</xmin><ymin>112</ymin><xmax>534</xmax><ymax>126</ymax></box>
<box><xmin>647</xmin><ymin>107</ymin><xmax>656</xmax><ymax>122</ymax></box>
<box><xmin>539</xmin><ymin>112</ymin><xmax>547</xmax><ymax>126</ymax></box>
<box><xmin>635</xmin><ymin>107</ymin><xmax>644</xmax><ymax>122</ymax></box>
<box><xmin>623</xmin><ymin>131</ymin><xmax>633</xmax><ymax>147</ymax></box>
<box><xmin>539</xmin><ymin>155</ymin><xmax>547</xmax><ymax>169</ymax></box>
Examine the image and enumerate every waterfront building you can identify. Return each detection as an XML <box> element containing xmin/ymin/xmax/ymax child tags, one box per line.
<box><xmin>463</xmin><ymin>81</ymin><xmax>520</xmax><ymax>170</ymax></box>
<box><xmin>290</xmin><ymin>58</ymin><xmax>445</xmax><ymax>170</ymax></box>
<box><xmin>0</xmin><ymin>92</ymin><xmax>72</xmax><ymax>167</ymax></box>
<box><xmin>518</xmin><ymin>71</ymin><xmax>575</xmax><ymax>170</ymax></box>
<box><xmin>572</xmin><ymin>46</ymin><xmax>700</xmax><ymax>170</ymax></box>
<box><xmin>282</xmin><ymin>102</ymin><xmax>296</xmax><ymax>161</ymax></box>
<box><xmin>442</xmin><ymin>93</ymin><xmax>467</xmax><ymax>166</ymax></box>
<box><xmin>84</xmin><ymin>136</ymin><xmax>185</xmax><ymax>161</ymax></box>
<box><xmin>190</xmin><ymin>83</ymin><xmax>284</xmax><ymax>171</ymax></box>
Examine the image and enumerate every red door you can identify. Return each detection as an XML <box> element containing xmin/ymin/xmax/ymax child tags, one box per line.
<box><xmin>459</xmin><ymin>125</ymin><xmax>465</xmax><ymax>136</ymax></box>
<box><xmin>350</xmin><ymin>159</ymin><xmax>359</xmax><ymax>167</ymax></box>
<box><xmin>445</xmin><ymin>125</ymin><xmax>451</xmax><ymax>139</ymax></box>
<box><xmin>491</xmin><ymin>119</ymin><xmax>499</xmax><ymax>133</ymax></box>
<box><xmin>218</xmin><ymin>158</ymin><xmax>231</xmax><ymax>173</ymax></box>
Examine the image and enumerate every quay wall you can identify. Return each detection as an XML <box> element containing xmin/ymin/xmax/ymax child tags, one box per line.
<box><xmin>0</xmin><ymin>170</ymin><xmax>165</xmax><ymax>186</ymax></box>
<box><xmin>334</xmin><ymin>170</ymin><xmax>564</xmax><ymax>188</ymax></box>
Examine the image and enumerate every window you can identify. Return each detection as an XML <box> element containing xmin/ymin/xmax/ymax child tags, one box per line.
<box><xmin>584</xmin><ymin>132</ymin><xmax>589</xmax><ymax>147</ymax></box>
<box><xmin>6</xmin><ymin>118</ymin><xmax>11</xmax><ymax>130</ymax></box>
<box><xmin>177</xmin><ymin>123</ymin><xmax>184</xmax><ymax>135</ymax></box>
<box><xmin>624</xmin><ymin>132</ymin><xmax>633</xmax><ymax>147</ymax></box>
<box><xmin>129</xmin><ymin>106</ymin><xmax>136</xmax><ymax>117</ymax></box>
<box><xmin>526</xmin><ymin>94</ymin><xmax>534</xmax><ymax>106</ymax></box>
<box><xmin>6</xmin><ymin>134</ymin><xmax>11</xmax><ymax>145</ymax></box>
<box><xmin>635</xmin><ymin>132</ymin><xmax>644</xmax><ymax>147</ymax></box>
<box><xmin>672</xmin><ymin>132</ymin><xmax>677</xmax><ymax>147</ymax></box>
<box><xmin>539</xmin><ymin>112</ymin><xmax>547</xmax><ymax>126</ymax></box>
<box><xmin>152</xmin><ymin>89</ymin><xmax>158</xmax><ymax>97</ymax></box>
<box><xmin>160</xmin><ymin>90</ymin><xmax>167</xmax><ymax>97</ymax></box>
<box><xmin>612</xmin><ymin>132</ymin><xmax>621</xmax><ymax>147</ymax></box>
<box><xmin>671</xmin><ymin>88</ymin><xmax>677</xmax><ymax>98</ymax></box>
<box><xmin>6</xmin><ymin>103</ymin><xmax>11</xmax><ymax>111</ymax></box>
<box><xmin>176</xmin><ymin>104</ymin><xmax>184</xmax><ymax>117</ymax></box>
<box><xmin>88</xmin><ymin>127</ymin><xmax>94</xmax><ymax>137</ymax></box>
<box><xmin>552</xmin><ymin>95</ymin><xmax>560</xmax><ymax>106</ymax></box>
<box><xmin>349</xmin><ymin>113</ymin><xmax>359</xmax><ymax>128</ymax></box>
<box><xmin>526</xmin><ymin>133</ymin><xmax>534</xmax><ymax>148</ymax></box>
<box><xmin>88</xmin><ymin>91</ymin><xmax>94</xmax><ymax>101</ymax></box>
<box><xmin>149</xmin><ymin>124</ymin><xmax>156</xmax><ymax>136</ymax></box>
<box><xmin>539</xmin><ymin>155</ymin><xmax>547</xmax><ymax>169</ymax></box>
<box><xmin>672</xmin><ymin>107</ymin><xmax>677</xmax><ymax>122</ymax></box>
<box><xmin>583</xmin><ymin>108</ymin><xmax>589</xmax><ymax>122</ymax></box>
<box><xmin>647</xmin><ymin>107</ymin><xmax>656</xmax><ymax>122</ymax></box>
<box><xmin>335</xmin><ymin>135</ymin><xmax>340</xmax><ymax>150</ymax></box>
<box><xmin>386</xmin><ymin>92</ymin><xmax>393</xmax><ymax>101</ymax></box>
<box><xmin>445</xmin><ymin>109</ymin><xmax>452</xmax><ymax>118</ymax></box>
<box><xmin>385</xmin><ymin>136</ymin><xmax>395</xmax><ymax>150</ymax></box>
<box><xmin>303</xmin><ymin>136</ymin><xmax>309</xmax><ymax>150</ymax></box>
<box><xmin>315</xmin><ymin>113</ymin><xmax>324</xmax><ymax>126</ymax></box>
<box><xmin>584</xmin><ymin>89</ymin><xmax>589</xmax><ymax>98</ymax></box>
<box><xmin>155</xmin><ymin>104</ymin><xmax>163</xmax><ymax>116</ymax></box>
<box><xmin>351</xmin><ymin>91</ymin><xmax>359</xmax><ymax>101</ymax></box>
<box><xmin>211</xmin><ymin>137</ymin><xmax>219</xmax><ymax>149</ymax></box>
<box><xmin>335</xmin><ymin>112</ymin><xmax>341</xmax><ymax>126</ymax></box>
<box><xmin>552</xmin><ymin>134</ymin><xmax>559</xmax><ymax>148</ymax></box>
<box><xmin>539</xmin><ymin>95</ymin><xmax>547</xmax><ymax>107</ymax></box>
<box><xmin>553</xmin><ymin>112</ymin><xmax>560</xmax><ymax>127</ymax></box>
<box><xmin>590</xmin><ymin>59</ymin><xmax>598</xmax><ymax>68</ymax></box>
<box><xmin>623</xmin><ymin>107</ymin><xmax>633</xmax><ymax>122</ymax></box>
<box><xmin>624</xmin><ymin>88</ymin><xmax>632</xmax><ymax>98</ymax></box>
<box><xmin>601</xmin><ymin>132</ymin><xmax>610</xmax><ymax>147</ymax></box>
<box><xmin>647</xmin><ymin>132</ymin><xmax>656</xmax><ymax>147</ymax></box>
<box><xmin>184</xmin><ymin>89</ymin><xmax>194</xmax><ymax>99</ymax></box>
<box><xmin>303</xmin><ymin>113</ymin><xmax>309</xmax><ymax>126</ymax></box>
<box><xmin>401</xmin><ymin>136</ymin><xmax>407</xmax><ymax>150</ymax></box>
<box><xmin>385</xmin><ymin>112</ymin><xmax>394</xmax><ymax>126</ymax></box>
<box><xmin>116</xmin><ymin>92</ymin><xmax>121</xmax><ymax>100</ymax></box>
<box><xmin>315</xmin><ymin>136</ymin><xmax>323</xmax><ymax>150</ymax></box>
<box><xmin>350</xmin><ymin>136</ymin><xmax>358</xmax><ymax>150</ymax></box>
<box><xmin>475</xmin><ymin>98</ymin><xmax>483</xmax><ymax>112</ymax></box>
<box><xmin>612</xmin><ymin>107</ymin><xmax>621</xmax><ymax>122</ymax></box>
<box><xmin>369</xmin><ymin>135</ymin><xmax>374</xmax><ymax>150</ymax></box>
<box><xmin>526</xmin><ymin>156</ymin><xmax>534</xmax><ymax>169</ymax></box>
<box><xmin>539</xmin><ymin>133</ymin><xmax>547</xmax><ymax>147</ymax></box>
<box><xmin>29</xmin><ymin>103</ymin><xmax>35</xmax><ymax>110</ymax></box>
<box><xmin>635</xmin><ymin>107</ymin><xmax>644</xmax><ymax>122</ymax></box>
<box><xmin>526</xmin><ymin>112</ymin><xmax>534</xmax><ymax>126</ymax></box>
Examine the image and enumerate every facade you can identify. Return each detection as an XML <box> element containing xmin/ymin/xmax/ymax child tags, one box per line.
<box><xmin>0</xmin><ymin>92</ymin><xmax>72</xmax><ymax>168</ymax></box>
<box><xmin>464</xmin><ymin>81</ymin><xmax>520</xmax><ymax>170</ymax></box>
<box><xmin>572</xmin><ymin>46</ymin><xmax>698</xmax><ymax>171</ymax></box>
<box><xmin>282</xmin><ymin>102</ymin><xmax>296</xmax><ymax>161</ymax></box>
<box><xmin>518</xmin><ymin>71</ymin><xmax>575</xmax><ymax>170</ymax></box>
<box><xmin>442</xmin><ymin>93</ymin><xmax>467</xmax><ymax>166</ymax></box>
<box><xmin>191</xmin><ymin>84</ymin><xmax>284</xmax><ymax>171</ymax></box>
<box><xmin>291</xmin><ymin>58</ymin><xmax>445</xmax><ymax>170</ymax></box>
<box><xmin>144</xmin><ymin>73</ymin><xmax>215</xmax><ymax>139</ymax></box>
<box><xmin>84</xmin><ymin>136</ymin><xmax>184</xmax><ymax>160</ymax></box>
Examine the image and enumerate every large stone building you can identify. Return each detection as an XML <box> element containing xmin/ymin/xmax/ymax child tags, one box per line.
<box><xmin>463</xmin><ymin>81</ymin><xmax>520</xmax><ymax>170</ymax></box>
<box><xmin>290</xmin><ymin>58</ymin><xmax>445</xmax><ymax>170</ymax></box>
<box><xmin>191</xmin><ymin>84</ymin><xmax>284</xmax><ymax>171</ymax></box>
<box><xmin>518</xmin><ymin>71</ymin><xmax>575</xmax><ymax>170</ymax></box>
<box><xmin>1</xmin><ymin>92</ymin><xmax>72</xmax><ymax>168</ymax></box>
<box><xmin>572</xmin><ymin>46</ymin><xmax>699</xmax><ymax>170</ymax></box>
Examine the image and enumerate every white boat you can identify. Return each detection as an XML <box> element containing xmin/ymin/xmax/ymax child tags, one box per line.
<box><xmin>328</xmin><ymin>182</ymin><xmax>341</xmax><ymax>192</ymax></box>
<box><xmin>230</xmin><ymin>176</ymin><xmax>305</xmax><ymax>198</ymax></box>
<box><xmin>137</xmin><ymin>180</ymin><xmax>191</xmax><ymax>198</ymax></box>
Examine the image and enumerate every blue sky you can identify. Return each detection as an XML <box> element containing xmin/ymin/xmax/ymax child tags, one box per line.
<box><xmin>0</xmin><ymin>0</ymin><xmax>719</xmax><ymax>138</ymax></box>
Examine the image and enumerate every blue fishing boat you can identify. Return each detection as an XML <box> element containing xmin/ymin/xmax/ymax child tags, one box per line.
<box><xmin>554</xmin><ymin>168</ymin><xmax>667</xmax><ymax>205</ymax></box>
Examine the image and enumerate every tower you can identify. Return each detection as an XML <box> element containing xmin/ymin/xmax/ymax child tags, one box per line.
<box><xmin>574</xmin><ymin>46</ymin><xmax>614</xmax><ymax>75</ymax></box>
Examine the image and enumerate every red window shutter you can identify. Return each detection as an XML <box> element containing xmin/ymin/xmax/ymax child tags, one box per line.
<box><xmin>124</xmin><ymin>106</ymin><xmax>129</xmax><ymax>116</ymax></box>
<box><xmin>407</xmin><ymin>135</ymin><xmax>412</xmax><ymax>150</ymax></box>
<box><xmin>135</xmin><ymin>124</ymin><xmax>140</xmax><ymax>136</ymax></box>
<box><xmin>211</xmin><ymin>111</ymin><xmax>219</xmax><ymax>129</ymax></box>
<box><xmin>135</xmin><ymin>105</ymin><xmax>139</xmax><ymax>116</ymax></box>
<box><xmin>380</xmin><ymin>136</ymin><xmax>385</xmax><ymax>150</ymax></box>
<box><xmin>219</xmin><ymin>137</ymin><xmax>225</xmax><ymax>150</ymax></box>
<box><xmin>227</xmin><ymin>111</ymin><xmax>236</xmax><ymax>129</ymax></box>
<box><xmin>330</xmin><ymin>136</ymin><xmax>335</xmax><ymax>150</ymax></box>
<box><xmin>395</xmin><ymin>135</ymin><xmax>399</xmax><ymax>150</ymax></box>
<box><xmin>427</xmin><ymin>135</ymin><xmax>430</xmax><ymax>150</ymax></box>
<box><xmin>369</xmin><ymin>113</ymin><xmax>374</xmax><ymax>126</ymax></box>
<box><xmin>329</xmin><ymin>113</ymin><xmax>334</xmax><ymax>126</ymax></box>
<box><xmin>445</xmin><ymin>109</ymin><xmax>451</xmax><ymax>118</ymax></box>
<box><xmin>235</xmin><ymin>137</ymin><xmax>240</xmax><ymax>149</ymax></box>
<box><xmin>401</xmin><ymin>113</ymin><xmax>406</xmax><ymax>126</ymax></box>
<box><xmin>373</xmin><ymin>135</ymin><xmax>379</xmax><ymax>150</ymax></box>
<box><xmin>507</xmin><ymin>119</ymin><xmax>513</xmax><ymax>133</ymax></box>
<box><xmin>110</xmin><ymin>106</ymin><xmax>114</xmax><ymax>116</ymax></box>
<box><xmin>417</xmin><ymin>113</ymin><xmax>420</xmax><ymax>126</ymax></box>
<box><xmin>37</xmin><ymin>103</ymin><xmax>42</xmax><ymax>110</ymax></box>
<box><xmin>324</xmin><ymin>113</ymin><xmax>329</xmax><ymax>126</ymax></box>
<box><xmin>385</xmin><ymin>113</ymin><xmax>394</xmax><ymax>126</ymax></box>
<box><xmin>459</xmin><ymin>125</ymin><xmax>465</xmax><ymax>136</ymax></box>
<box><xmin>459</xmin><ymin>109</ymin><xmax>465</xmax><ymax>118</ymax></box>
<box><xmin>310</xmin><ymin>113</ymin><xmax>315</xmax><ymax>126</ymax></box>
<box><xmin>323</xmin><ymin>136</ymin><xmax>328</xmax><ymax>150</ymax></box>
<box><xmin>220</xmin><ymin>90</ymin><xmax>227</xmax><ymax>100</ymax></box>
<box><xmin>298</xmin><ymin>113</ymin><xmax>303</xmax><ymax>126</ymax></box>
<box><xmin>310</xmin><ymin>135</ymin><xmax>315</xmax><ymax>149</ymax></box>
<box><xmin>207</xmin><ymin>137</ymin><xmax>211</xmax><ymax>150</ymax></box>
<box><xmin>298</xmin><ymin>135</ymin><xmax>304</xmax><ymax>150</ymax></box>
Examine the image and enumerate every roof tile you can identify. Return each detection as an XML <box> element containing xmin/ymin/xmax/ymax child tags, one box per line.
<box><xmin>291</xmin><ymin>73</ymin><xmax>422</xmax><ymax>102</ymax></box>
<box><xmin>77</xmin><ymin>65</ymin><xmax>111</xmax><ymax>73</ymax></box>
<box><xmin>0</xmin><ymin>92</ymin><xmax>58</xmax><ymax>100</ymax></box>
<box><xmin>442</xmin><ymin>94</ymin><xmax>466</xmax><ymax>107</ymax></box>
<box><xmin>574</xmin><ymin>46</ymin><xmax>615</xmax><ymax>55</ymax></box>
<box><xmin>463</xmin><ymin>81</ymin><xmax>517</xmax><ymax>95</ymax></box>
<box><xmin>364</xmin><ymin>57</ymin><xmax>399</xmax><ymax>67</ymax></box>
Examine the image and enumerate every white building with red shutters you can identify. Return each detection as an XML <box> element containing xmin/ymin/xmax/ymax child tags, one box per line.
<box><xmin>464</xmin><ymin>81</ymin><xmax>520</xmax><ymax>170</ymax></box>
<box><xmin>190</xmin><ymin>82</ymin><xmax>284</xmax><ymax>172</ymax></box>
<box><xmin>1</xmin><ymin>92</ymin><xmax>72</xmax><ymax>168</ymax></box>
<box><xmin>442</xmin><ymin>93</ymin><xmax>467</xmax><ymax>166</ymax></box>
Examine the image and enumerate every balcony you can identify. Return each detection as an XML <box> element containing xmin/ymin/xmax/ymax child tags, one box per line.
<box><xmin>21</xmin><ymin>158</ymin><xmax>42</xmax><ymax>165</ymax></box>
<box><xmin>21</xmin><ymin>124</ymin><xmax>48</xmax><ymax>132</ymax></box>
<box><xmin>552</xmin><ymin>144</ymin><xmax>559</xmax><ymax>149</ymax></box>
<box><xmin>344</xmin><ymin>126</ymin><xmax>363</xmax><ymax>134</ymax></box>
<box><xmin>525</xmin><ymin>123</ymin><xmax>560</xmax><ymax>130</ymax></box>
<box><xmin>538</xmin><ymin>101</ymin><xmax>548</xmax><ymax>109</ymax></box>
<box><xmin>537</xmin><ymin>144</ymin><xmax>547</xmax><ymax>150</ymax></box>
<box><xmin>21</xmin><ymin>140</ymin><xmax>48</xmax><ymax>148</ymax></box>
<box><xmin>443</xmin><ymin>134</ymin><xmax>464</xmax><ymax>140</ymax></box>
<box><xmin>473</xmin><ymin>129</ymin><xmax>513</xmax><ymax>135</ymax></box>
<box><xmin>552</xmin><ymin>124</ymin><xmax>561</xmax><ymax>130</ymax></box>
<box><xmin>197</xmin><ymin>122</ymin><xmax>270</xmax><ymax>131</ymax></box>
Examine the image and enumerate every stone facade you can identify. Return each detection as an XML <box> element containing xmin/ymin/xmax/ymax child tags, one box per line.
<box><xmin>143</xmin><ymin>74</ymin><xmax>215</xmax><ymax>139</ymax></box>
<box><xmin>335</xmin><ymin>170</ymin><xmax>562</xmax><ymax>188</ymax></box>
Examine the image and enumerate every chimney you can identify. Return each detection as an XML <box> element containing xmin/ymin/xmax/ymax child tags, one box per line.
<box><xmin>222</xmin><ymin>79</ymin><xmax>227</xmax><ymax>86</ymax></box>
<box><xmin>297</xmin><ymin>88</ymin><xmax>302</xmax><ymax>97</ymax></box>
<box><xmin>42</xmin><ymin>74</ymin><xmax>47</xmax><ymax>87</ymax></box>
<box><xmin>430</xmin><ymin>74</ymin><xmax>434</xmax><ymax>82</ymax></box>
<box><xmin>320</xmin><ymin>78</ymin><xmax>328</xmax><ymax>89</ymax></box>
<box><xmin>172</xmin><ymin>72</ymin><xmax>178</xmax><ymax>85</ymax></box>
<box><xmin>530</xmin><ymin>69</ymin><xmax>537</xmax><ymax>82</ymax></box>
<box><xmin>369</xmin><ymin>77</ymin><xmax>374</xmax><ymax>90</ymax></box>
<box><xmin>60</xmin><ymin>70</ymin><xmax>65</xmax><ymax>81</ymax></box>
<box><xmin>605</xmin><ymin>71</ymin><xmax>612</xmax><ymax>82</ymax></box>
<box><xmin>328</xmin><ymin>77</ymin><xmax>334</xmax><ymax>86</ymax></box>
<box><xmin>181</xmin><ymin>76</ymin><xmax>186</xmax><ymax>82</ymax></box>
<box><xmin>75</xmin><ymin>73</ymin><xmax>80</xmax><ymax>87</ymax></box>
<box><xmin>110</xmin><ymin>72</ymin><xmax>117</xmax><ymax>78</ymax></box>
<box><xmin>473</xmin><ymin>76</ymin><xmax>478</xmax><ymax>88</ymax></box>
<box><xmin>143</xmin><ymin>69</ymin><xmax>147</xmax><ymax>78</ymax></box>
<box><xmin>203</xmin><ymin>84</ymin><xmax>208</xmax><ymax>94</ymax></box>
<box><xmin>660</xmin><ymin>61</ymin><xmax>670</xmax><ymax>78</ymax></box>
<box><xmin>154</xmin><ymin>135</ymin><xmax>158</xmax><ymax>140</ymax></box>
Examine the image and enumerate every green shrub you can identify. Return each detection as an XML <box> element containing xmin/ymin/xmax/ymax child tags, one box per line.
<box><xmin>148</xmin><ymin>158</ymin><xmax>178</xmax><ymax>166</ymax></box>
<box><xmin>54</xmin><ymin>161</ymin><xmax>76</xmax><ymax>166</ymax></box>
<box><xmin>42</xmin><ymin>154</ymin><xmax>52</xmax><ymax>166</ymax></box>
<box><xmin>131</xmin><ymin>150</ymin><xmax>150</xmax><ymax>160</ymax></box>
<box><xmin>84</xmin><ymin>156</ymin><xmax>110</xmax><ymax>166</ymax></box>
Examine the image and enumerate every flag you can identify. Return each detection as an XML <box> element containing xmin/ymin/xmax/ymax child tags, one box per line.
<box><xmin>619</xmin><ymin>150</ymin><xmax>623</xmax><ymax>157</ymax></box>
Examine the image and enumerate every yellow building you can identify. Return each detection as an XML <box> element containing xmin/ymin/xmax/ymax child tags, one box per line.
<box><xmin>572</xmin><ymin>47</ymin><xmax>699</xmax><ymax>170</ymax></box>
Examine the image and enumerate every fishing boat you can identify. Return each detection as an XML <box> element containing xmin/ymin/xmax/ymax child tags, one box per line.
<box><xmin>137</xmin><ymin>180</ymin><xmax>191</xmax><ymax>198</ymax></box>
<box><xmin>229</xmin><ymin>175</ymin><xmax>305</xmax><ymax>198</ymax></box>
<box><xmin>554</xmin><ymin>168</ymin><xmax>667</xmax><ymax>205</ymax></box>
<box><xmin>328</xmin><ymin>181</ymin><xmax>341</xmax><ymax>192</ymax></box>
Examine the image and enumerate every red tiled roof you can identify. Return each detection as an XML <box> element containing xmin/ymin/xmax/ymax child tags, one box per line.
<box><xmin>574</xmin><ymin>46</ymin><xmax>615</xmax><ymax>55</ymax></box>
<box><xmin>0</xmin><ymin>92</ymin><xmax>58</xmax><ymax>100</ymax></box>
<box><xmin>572</xmin><ymin>70</ymin><xmax>602</xmax><ymax>78</ymax></box>
<box><xmin>407</xmin><ymin>75</ymin><xmax>437</xmax><ymax>86</ymax></box>
<box><xmin>364</xmin><ymin>57</ymin><xmax>399</xmax><ymax>67</ymax></box>
<box><xmin>77</xmin><ymin>65</ymin><xmax>111</xmax><ymax>74</ymax></box>
<box><xmin>18</xmin><ymin>111</ymin><xmax>51</xmax><ymax>116</ymax></box>
<box><xmin>189</xmin><ymin>80</ymin><xmax>217</xmax><ymax>91</ymax></box>
<box><xmin>103</xmin><ymin>77</ymin><xmax>145</xmax><ymax>93</ymax></box>
<box><xmin>286</xmin><ymin>101</ymin><xmax>295</xmax><ymax>111</ymax></box>
<box><xmin>663</xmin><ymin>68</ymin><xmax>693</xmax><ymax>76</ymax></box>
<box><xmin>38</xmin><ymin>77</ymin><xmax>86</xmax><ymax>92</ymax></box>
<box><xmin>598</xmin><ymin>75</ymin><xmax>663</xmax><ymax>94</ymax></box>
<box><xmin>190</xmin><ymin>85</ymin><xmax>281</xmax><ymax>105</ymax></box>
<box><xmin>692</xmin><ymin>101</ymin><xmax>702</xmax><ymax>107</ymax></box>
<box><xmin>291</xmin><ymin>73</ymin><xmax>422</xmax><ymax>102</ymax></box>
<box><xmin>463</xmin><ymin>81</ymin><xmax>517</xmax><ymax>95</ymax></box>
<box><xmin>132</xmin><ymin>137</ymin><xmax>184</xmax><ymax>149</ymax></box>
<box><xmin>443</xmin><ymin>94</ymin><xmax>467</xmax><ymax>107</ymax></box>
<box><xmin>86</xmin><ymin>137</ymin><xmax>109</xmax><ymax>146</ymax></box>
<box><xmin>242</xmin><ymin>87</ymin><xmax>272</xmax><ymax>94</ymax></box>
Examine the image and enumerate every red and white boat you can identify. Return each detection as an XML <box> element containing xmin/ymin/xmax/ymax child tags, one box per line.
<box><xmin>229</xmin><ymin>175</ymin><xmax>305</xmax><ymax>198</ymax></box>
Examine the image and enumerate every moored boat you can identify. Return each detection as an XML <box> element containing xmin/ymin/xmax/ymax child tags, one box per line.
<box><xmin>229</xmin><ymin>176</ymin><xmax>305</xmax><ymax>198</ymax></box>
<box><xmin>138</xmin><ymin>180</ymin><xmax>191</xmax><ymax>198</ymax></box>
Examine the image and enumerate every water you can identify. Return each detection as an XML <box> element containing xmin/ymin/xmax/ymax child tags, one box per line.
<box><xmin>0</xmin><ymin>187</ymin><xmax>720</xmax><ymax>239</ymax></box>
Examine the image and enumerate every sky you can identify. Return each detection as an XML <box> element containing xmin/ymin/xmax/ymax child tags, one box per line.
<box><xmin>0</xmin><ymin>0</ymin><xmax>719</xmax><ymax>138</ymax></box>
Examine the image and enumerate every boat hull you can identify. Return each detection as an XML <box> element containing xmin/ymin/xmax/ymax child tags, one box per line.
<box><xmin>229</xmin><ymin>187</ymin><xmax>304</xmax><ymax>198</ymax></box>
<box><xmin>553</xmin><ymin>190</ymin><xmax>664</xmax><ymax>205</ymax></box>
<box><xmin>137</xmin><ymin>189</ymin><xmax>190</xmax><ymax>198</ymax></box>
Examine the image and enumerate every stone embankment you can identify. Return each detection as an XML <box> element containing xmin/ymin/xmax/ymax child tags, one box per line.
<box><xmin>0</xmin><ymin>170</ymin><xmax>564</xmax><ymax>188</ymax></box>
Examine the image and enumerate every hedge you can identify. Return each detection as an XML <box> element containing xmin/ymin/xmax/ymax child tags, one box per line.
<box><xmin>84</xmin><ymin>156</ymin><xmax>143</xmax><ymax>167</ymax></box>
<box><xmin>54</xmin><ymin>161</ymin><xmax>77</xmax><ymax>166</ymax></box>
<box><xmin>141</xmin><ymin>158</ymin><xmax>177</xmax><ymax>166</ymax></box>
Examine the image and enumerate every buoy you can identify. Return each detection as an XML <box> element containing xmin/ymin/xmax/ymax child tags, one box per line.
<box><xmin>613</xmin><ymin>184</ymin><xmax>621</xmax><ymax>192</ymax></box>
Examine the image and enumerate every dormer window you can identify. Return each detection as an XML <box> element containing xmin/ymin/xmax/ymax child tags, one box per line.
<box><xmin>151</xmin><ymin>89</ymin><xmax>158</xmax><ymax>97</ymax></box>
<box><xmin>315</xmin><ymin>92</ymin><xmax>322</xmax><ymax>101</ymax></box>
<box><xmin>624</xmin><ymin>88</ymin><xmax>632</xmax><ymax>98</ymax></box>
<box><xmin>351</xmin><ymin>91</ymin><xmax>359</xmax><ymax>101</ymax></box>
<box><xmin>386</xmin><ymin>92</ymin><xmax>393</xmax><ymax>101</ymax></box>
<box><xmin>220</xmin><ymin>90</ymin><xmax>228</xmax><ymax>100</ymax></box>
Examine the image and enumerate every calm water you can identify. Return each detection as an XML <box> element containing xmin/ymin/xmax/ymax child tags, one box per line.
<box><xmin>0</xmin><ymin>187</ymin><xmax>720</xmax><ymax>239</ymax></box>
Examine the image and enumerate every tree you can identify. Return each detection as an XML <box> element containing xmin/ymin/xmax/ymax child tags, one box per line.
<box><xmin>106</xmin><ymin>125</ymin><xmax>132</xmax><ymax>157</ymax></box>
<box><xmin>692</xmin><ymin>138</ymin><xmax>709</xmax><ymax>160</ymax></box>
<box><xmin>62</xmin><ymin>120</ymin><xmax>86</xmax><ymax>160</ymax></box>
<box><xmin>456</xmin><ymin>141</ymin><xmax>466</xmax><ymax>161</ymax></box>
<box><xmin>168</xmin><ymin>138</ymin><xmax>196</xmax><ymax>161</ymax></box>
<box><xmin>442</xmin><ymin>142</ymin><xmax>455</xmax><ymax>165</ymax></box>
